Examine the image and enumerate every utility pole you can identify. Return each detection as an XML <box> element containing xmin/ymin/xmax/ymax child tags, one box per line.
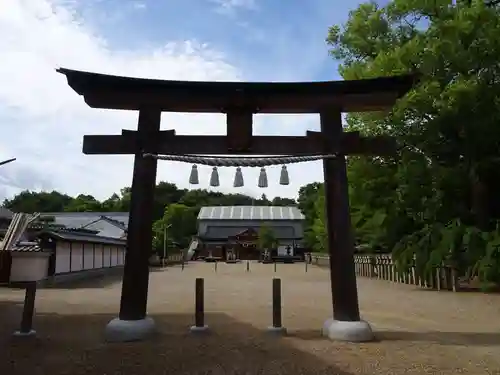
<box><xmin>162</xmin><ymin>223</ymin><xmax>172</xmax><ymax>268</ymax></box>
<box><xmin>0</xmin><ymin>158</ymin><xmax>16</xmax><ymax>167</ymax></box>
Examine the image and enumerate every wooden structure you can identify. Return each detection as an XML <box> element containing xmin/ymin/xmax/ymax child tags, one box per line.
<box><xmin>57</xmin><ymin>67</ymin><xmax>417</xmax><ymax>340</ymax></box>
<box><xmin>228</xmin><ymin>228</ymin><xmax>259</xmax><ymax>260</ymax></box>
<box><xmin>312</xmin><ymin>253</ymin><xmax>461</xmax><ymax>292</ymax></box>
<box><xmin>196</xmin><ymin>205</ymin><xmax>304</xmax><ymax>259</ymax></box>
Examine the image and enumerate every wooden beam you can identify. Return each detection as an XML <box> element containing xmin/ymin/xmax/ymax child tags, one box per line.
<box><xmin>83</xmin><ymin>132</ymin><xmax>396</xmax><ymax>156</ymax></box>
<box><xmin>121</xmin><ymin>129</ymin><xmax>176</xmax><ymax>137</ymax></box>
<box><xmin>81</xmin><ymin>91</ymin><xmax>404</xmax><ymax>113</ymax></box>
<box><xmin>226</xmin><ymin>110</ymin><xmax>253</xmax><ymax>152</ymax></box>
<box><xmin>58</xmin><ymin>68</ymin><xmax>418</xmax><ymax>113</ymax></box>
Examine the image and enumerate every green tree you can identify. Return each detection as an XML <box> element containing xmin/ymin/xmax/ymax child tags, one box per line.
<box><xmin>326</xmin><ymin>0</ymin><xmax>500</xmax><ymax>283</ymax></box>
<box><xmin>297</xmin><ymin>182</ymin><xmax>322</xmax><ymax>249</ymax></box>
<box><xmin>311</xmin><ymin>185</ymin><xmax>327</xmax><ymax>253</ymax></box>
<box><xmin>258</xmin><ymin>225</ymin><xmax>278</xmax><ymax>250</ymax></box>
<box><xmin>152</xmin><ymin>203</ymin><xmax>197</xmax><ymax>253</ymax></box>
<box><xmin>3</xmin><ymin>190</ymin><xmax>73</xmax><ymax>212</ymax></box>
<box><xmin>63</xmin><ymin>194</ymin><xmax>103</xmax><ymax>212</ymax></box>
<box><xmin>271</xmin><ymin>197</ymin><xmax>297</xmax><ymax>206</ymax></box>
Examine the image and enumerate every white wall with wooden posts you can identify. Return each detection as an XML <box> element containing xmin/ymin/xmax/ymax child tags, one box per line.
<box><xmin>54</xmin><ymin>241</ymin><xmax>125</xmax><ymax>275</ymax></box>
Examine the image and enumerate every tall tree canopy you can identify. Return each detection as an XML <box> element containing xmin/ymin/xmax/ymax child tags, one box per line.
<box><xmin>320</xmin><ymin>0</ymin><xmax>500</xmax><ymax>284</ymax></box>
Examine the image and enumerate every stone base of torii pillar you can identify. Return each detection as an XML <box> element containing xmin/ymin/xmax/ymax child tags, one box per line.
<box><xmin>322</xmin><ymin>318</ymin><xmax>374</xmax><ymax>342</ymax></box>
<box><xmin>105</xmin><ymin>317</ymin><xmax>156</xmax><ymax>342</ymax></box>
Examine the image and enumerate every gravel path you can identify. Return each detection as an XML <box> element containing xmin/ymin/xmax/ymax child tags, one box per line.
<box><xmin>1</xmin><ymin>261</ymin><xmax>499</xmax><ymax>375</ymax></box>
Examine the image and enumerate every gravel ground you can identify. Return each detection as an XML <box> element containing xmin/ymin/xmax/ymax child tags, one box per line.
<box><xmin>1</xmin><ymin>261</ymin><xmax>500</xmax><ymax>375</ymax></box>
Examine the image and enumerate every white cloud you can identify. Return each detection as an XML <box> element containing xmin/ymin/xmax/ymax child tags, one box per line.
<box><xmin>131</xmin><ymin>1</ymin><xmax>146</xmax><ymax>10</ymax></box>
<box><xmin>210</xmin><ymin>0</ymin><xmax>258</xmax><ymax>15</ymax></box>
<box><xmin>0</xmin><ymin>0</ymin><xmax>324</xmax><ymax>204</ymax></box>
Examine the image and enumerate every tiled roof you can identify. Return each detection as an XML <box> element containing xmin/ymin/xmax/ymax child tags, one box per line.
<box><xmin>30</xmin><ymin>224</ymin><xmax>99</xmax><ymax>234</ymax></box>
<box><xmin>42</xmin><ymin>230</ymin><xmax>126</xmax><ymax>246</ymax></box>
<box><xmin>10</xmin><ymin>241</ymin><xmax>43</xmax><ymax>252</ymax></box>
<box><xmin>197</xmin><ymin>206</ymin><xmax>305</xmax><ymax>221</ymax></box>
<box><xmin>99</xmin><ymin>216</ymin><xmax>128</xmax><ymax>231</ymax></box>
<box><xmin>0</xmin><ymin>207</ymin><xmax>14</xmax><ymax>219</ymax></box>
<box><xmin>39</xmin><ymin>212</ymin><xmax>129</xmax><ymax>238</ymax></box>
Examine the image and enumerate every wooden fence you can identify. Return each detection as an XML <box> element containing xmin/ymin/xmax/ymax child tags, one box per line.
<box><xmin>311</xmin><ymin>253</ymin><xmax>460</xmax><ymax>292</ymax></box>
<box><xmin>149</xmin><ymin>253</ymin><xmax>185</xmax><ymax>266</ymax></box>
<box><xmin>167</xmin><ymin>253</ymin><xmax>184</xmax><ymax>264</ymax></box>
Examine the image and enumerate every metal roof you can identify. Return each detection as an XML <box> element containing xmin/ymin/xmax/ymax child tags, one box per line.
<box><xmin>197</xmin><ymin>206</ymin><xmax>305</xmax><ymax>221</ymax></box>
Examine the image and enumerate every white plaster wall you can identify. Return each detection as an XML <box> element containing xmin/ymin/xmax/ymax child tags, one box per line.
<box><xmin>109</xmin><ymin>246</ymin><xmax>116</xmax><ymax>266</ymax></box>
<box><xmin>53</xmin><ymin>241</ymin><xmax>125</xmax><ymax>274</ymax></box>
<box><xmin>103</xmin><ymin>245</ymin><xmax>111</xmax><ymax>267</ymax></box>
<box><xmin>94</xmin><ymin>244</ymin><xmax>103</xmax><ymax>269</ymax></box>
<box><xmin>55</xmin><ymin>242</ymin><xmax>70</xmax><ymax>274</ymax></box>
<box><xmin>108</xmin><ymin>245</ymin><xmax>116</xmax><ymax>267</ymax></box>
<box><xmin>277</xmin><ymin>245</ymin><xmax>294</xmax><ymax>256</ymax></box>
<box><xmin>71</xmin><ymin>243</ymin><xmax>83</xmax><ymax>272</ymax></box>
<box><xmin>119</xmin><ymin>247</ymin><xmax>125</xmax><ymax>265</ymax></box>
<box><xmin>10</xmin><ymin>252</ymin><xmax>51</xmax><ymax>282</ymax></box>
<box><xmin>82</xmin><ymin>243</ymin><xmax>94</xmax><ymax>270</ymax></box>
<box><xmin>115</xmin><ymin>247</ymin><xmax>121</xmax><ymax>265</ymax></box>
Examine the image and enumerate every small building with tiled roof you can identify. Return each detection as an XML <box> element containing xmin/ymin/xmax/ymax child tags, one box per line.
<box><xmin>0</xmin><ymin>225</ymin><xmax>126</xmax><ymax>284</ymax></box>
<box><xmin>195</xmin><ymin>206</ymin><xmax>305</xmax><ymax>260</ymax></box>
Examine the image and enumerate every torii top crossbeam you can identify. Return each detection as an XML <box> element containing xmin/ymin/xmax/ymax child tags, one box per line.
<box><xmin>57</xmin><ymin>68</ymin><xmax>417</xmax><ymax>113</ymax></box>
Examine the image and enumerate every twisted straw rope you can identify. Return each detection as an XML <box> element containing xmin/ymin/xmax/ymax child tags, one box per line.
<box><xmin>143</xmin><ymin>153</ymin><xmax>338</xmax><ymax>167</ymax></box>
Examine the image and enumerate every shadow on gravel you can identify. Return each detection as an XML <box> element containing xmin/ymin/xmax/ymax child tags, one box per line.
<box><xmin>285</xmin><ymin>328</ymin><xmax>500</xmax><ymax>347</ymax></box>
<box><xmin>0</xmin><ymin>307</ymin><xmax>352</xmax><ymax>375</ymax></box>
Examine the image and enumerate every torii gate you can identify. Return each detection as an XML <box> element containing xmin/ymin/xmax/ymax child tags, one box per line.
<box><xmin>57</xmin><ymin>68</ymin><xmax>417</xmax><ymax>342</ymax></box>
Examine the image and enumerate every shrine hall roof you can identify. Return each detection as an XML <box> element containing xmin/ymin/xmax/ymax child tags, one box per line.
<box><xmin>57</xmin><ymin>68</ymin><xmax>418</xmax><ymax>113</ymax></box>
<box><xmin>198</xmin><ymin>206</ymin><xmax>305</xmax><ymax>221</ymax></box>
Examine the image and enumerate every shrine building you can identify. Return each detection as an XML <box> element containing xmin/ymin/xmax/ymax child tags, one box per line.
<box><xmin>194</xmin><ymin>205</ymin><xmax>305</xmax><ymax>260</ymax></box>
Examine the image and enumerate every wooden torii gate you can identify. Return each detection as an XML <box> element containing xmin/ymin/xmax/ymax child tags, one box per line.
<box><xmin>57</xmin><ymin>68</ymin><xmax>417</xmax><ymax>342</ymax></box>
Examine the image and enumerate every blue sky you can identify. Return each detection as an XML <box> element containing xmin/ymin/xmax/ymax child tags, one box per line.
<box><xmin>0</xmin><ymin>0</ymin><xmax>366</xmax><ymax>201</ymax></box>
<box><xmin>76</xmin><ymin>0</ymin><xmax>351</xmax><ymax>82</ymax></box>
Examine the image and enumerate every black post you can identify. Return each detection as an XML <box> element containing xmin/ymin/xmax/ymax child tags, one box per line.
<box><xmin>15</xmin><ymin>282</ymin><xmax>37</xmax><ymax>336</ymax></box>
<box><xmin>267</xmin><ymin>277</ymin><xmax>286</xmax><ymax>334</ymax></box>
<box><xmin>305</xmin><ymin>260</ymin><xmax>308</xmax><ymax>272</ymax></box>
<box><xmin>246</xmin><ymin>260</ymin><xmax>250</xmax><ymax>272</ymax></box>
<box><xmin>118</xmin><ymin>108</ymin><xmax>161</xmax><ymax>321</ymax></box>
<box><xmin>189</xmin><ymin>277</ymin><xmax>209</xmax><ymax>333</ymax></box>
<box><xmin>274</xmin><ymin>261</ymin><xmax>277</xmax><ymax>273</ymax></box>
<box><xmin>214</xmin><ymin>261</ymin><xmax>217</xmax><ymax>272</ymax></box>
<box><xmin>69</xmin><ymin>241</ymin><xmax>72</xmax><ymax>272</ymax></box>
<box><xmin>272</xmin><ymin>278</ymin><xmax>282</xmax><ymax>328</ymax></box>
<box><xmin>320</xmin><ymin>110</ymin><xmax>361</xmax><ymax>322</ymax></box>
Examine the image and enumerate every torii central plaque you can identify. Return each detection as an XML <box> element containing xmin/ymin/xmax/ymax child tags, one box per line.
<box><xmin>58</xmin><ymin>67</ymin><xmax>417</xmax><ymax>343</ymax></box>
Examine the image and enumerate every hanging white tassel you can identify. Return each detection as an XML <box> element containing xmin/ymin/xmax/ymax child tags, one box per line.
<box><xmin>189</xmin><ymin>165</ymin><xmax>199</xmax><ymax>184</ymax></box>
<box><xmin>209</xmin><ymin>166</ymin><xmax>220</xmax><ymax>187</ymax></box>
<box><xmin>233</xmin><ymin>167</ymin><xmax>244</xmax><ymax>187</ymax></box>
<box><xmin>258</xmin><ymin>167</ymin><xmax>268</xmax><ymax>188</ymax></box>
<box><xmin>279</xmin><ymin>165</ymin><xmax>289</xmax><ymax>185</ymax></box>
